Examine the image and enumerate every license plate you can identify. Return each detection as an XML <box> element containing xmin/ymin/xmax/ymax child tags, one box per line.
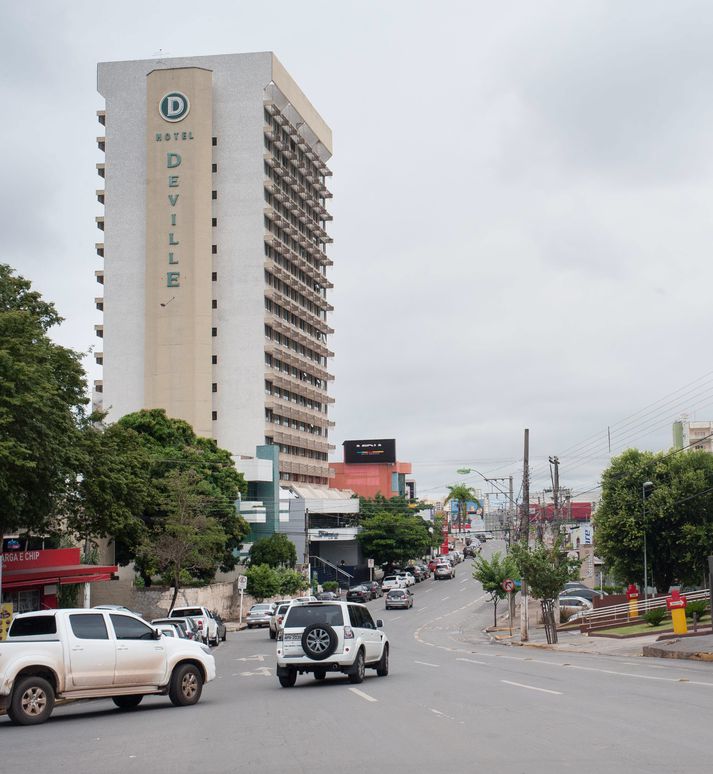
<box><xmin>283</xmin><ymin>633</ymin><xmax>301</xmax><ymax>641</ymax></box>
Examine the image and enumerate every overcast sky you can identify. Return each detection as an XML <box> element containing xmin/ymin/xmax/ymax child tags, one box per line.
<box><xmin>3</xmin><ymin>1</ymin><xmax>713</xmax><ymax>503</ymax></box>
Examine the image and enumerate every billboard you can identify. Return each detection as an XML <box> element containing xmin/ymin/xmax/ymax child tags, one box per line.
<box><xmin>343</xmin><ymin>439</ymin><xmax>396</xmax><ymax>464</ymax></box>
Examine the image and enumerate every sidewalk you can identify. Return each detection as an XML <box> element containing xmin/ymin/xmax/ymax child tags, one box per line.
<box><xmin>642</xmin><ymin>633</ymin><xmax>713</xmax><ymax>661</ymax></box>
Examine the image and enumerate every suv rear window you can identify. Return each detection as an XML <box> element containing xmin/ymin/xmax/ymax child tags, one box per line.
<box><xmin>285</xmin><ymin>604</ymin><xmax>344</xmax><ymax>628</ymax></box>
<box><xmin>9</xmin><ymin>615</ymin><xmax>57</xmax><ymax>638</ymax></box>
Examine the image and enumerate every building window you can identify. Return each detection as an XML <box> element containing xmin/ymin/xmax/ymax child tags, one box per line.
<box><xmin>212</xmin><ymin>190</ymin><xmax>217</xmax><ymax>200</ymax></box>
<box><xmin>212</xmin><ymin>411</ymin><xmax>217</xmax><ymax>420</ymax></box>
<box><xmin>212</xmin><ymin>137</ymin><xmax>217</xmax><ymax>146</ymax></box>
<box><xmin>212</xmin><ymin>299</ymin><xmax>217</xmax><ymax>309</ymax></box>
<box><xmin>212</xmin><ymin>217</ymin><xmax>217</xmax><ymax>227</ymax></box>
<box><xmin>212</xmin><ymin>355</ymin><xmax>217</xmax><ymax>365</ymax></box>
<box><xmin>212</xmin><ymin>272</ymin><xmax>217</xmax><ymax>281</ymax></box>
<box><xmin>212</xmin><ymin>383</ymin><xmax>217</xmax><ymax>393</ymax></box>
<box><xmin>212</xmin><ymin>245</ymin><xmax>217</xmax><ymax>254</ymax></box>
<box><xmin>212</xmin><ymin>327</ymin><xmax>217</xmax><ymax>337</ymax></box>
<box><xmin>212</xmin><ymin>163</ymin><xmax>217</xmax><ymax>172</ymax></box>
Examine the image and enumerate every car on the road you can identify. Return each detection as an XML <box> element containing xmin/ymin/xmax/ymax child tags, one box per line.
<box><xmin>397</xmin><ymin>572</ymin><xmax>416</xmax><ymax>587</ymax></box>
<box><xmin>415</xmin><ymin>564</ymin><xmax>431</xmax><ymax>579</ymax></box>
<box><xmin>276</xmin><ymin>601</ymin><xmax>389</xmax><ymax>687</ymax></box>
<box><xmin>169</xmin><ymin>606</ymin><xmax>220</xmax><ymax>645</ymax></box>
<box><xmin>381</xmin><ymin>576</ymin><xmax>406</xmax><ymax>593</ymax></box>
<box><xmin>246</xmin><ymin>603</ymin><xmax>275</xmax><ymax>629</ymax></box>
<box><xmin>557</xmin><ymin>596</ymin><xmax>593</xmax><ymax>611</ymax></box>
<box><xmin>406</xmin><ymin>565</ymin><xmax>424</xmax><ymax>583</ymax></box>
<box><xmin>292</xmin><ymin>596</ymin><xmax>318</xmax><ymax>604</ymax></box>
<box><xmin>385</xmin><ymin>589</ymin><xmax>414</xmax><ymax>610</ymax></box>
<box><xmin>365</xmin><ymin>580</ymin><xmax>383</xmax><ymax>597</ymax></box>
<box><xmin>559</xmin><ymin>586</ymin><xmax>605</xmax><ymax>602</ymax></box>
<box><xmin>269</xmin><ymin>602</ymin><xmax>292</xmax><ymax>640</ymax></box>
<box><xmin>0</xmin><ymin>609</ymin><xmax>215</xmax><ymax>725</ymax></box>
<box><xmin>152</xmin><ymin>616</ymin><xmax>200</xmax><ymax>641</ymax></box>
<box><xmin>210</xmin><ymin>611</ymin><xmax>227</xmax><ymax>642</ymax></box>
<box><xmin>463</xmin><ymin>543</ymin><xmax>481</xmax><ymax>558</ymax></box>
<box><xmin>435</xmin><ymin>563</ymin><xmax>455</xmax><ymax>580</ymax></box>
<box><xmin>346</xmin><ymin>585</ymin><xmax>371</xmax><ymax>603</ymax></box>
<box><xmin>317</xmin><ymin>591</ymin><xmax>341</xmax><ymax>601</ymax></box>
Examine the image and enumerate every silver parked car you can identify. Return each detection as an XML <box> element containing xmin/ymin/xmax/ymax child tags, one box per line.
<box><xmin>246</xmin><ymin>603</ymin><xmax>275</xmax><ymax>629</ymax></box>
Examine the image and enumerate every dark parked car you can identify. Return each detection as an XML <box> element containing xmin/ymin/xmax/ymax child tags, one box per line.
<box><xmin>346</xmin><ymin>585</ymin><xmax>371</xmax><ymax>602</ymax></box>
<box><xmin>407</xmin><ymin>565</ymin><xmax>424</xmax><ymax>582</ymax></box>
<box><xmin>210</xmin><ymin>610</ymin><xmax>227</xmax><ymax>642</ymax></box>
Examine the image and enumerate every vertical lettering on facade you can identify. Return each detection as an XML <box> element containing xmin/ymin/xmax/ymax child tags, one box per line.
<box><xmin>167</xmin><ymin>153</ymin><xmax>181</xmax><ymax>287</ymax></box>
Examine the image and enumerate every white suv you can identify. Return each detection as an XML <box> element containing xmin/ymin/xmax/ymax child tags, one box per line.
<box><xmin>169</xmin><ymin>606</ymin><xmax>219</xmax><ymax>646</ymax></box>
<box><xmin>276</xmin><ymin>601</ymin><xmax>389</xmax><ymax>687</ymax></box>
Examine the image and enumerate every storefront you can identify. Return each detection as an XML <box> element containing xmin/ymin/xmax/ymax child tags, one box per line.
<box><xmin>0</xmin><ymin>547</ymin><xmax>118</xmax><ymax>613</ymax></box>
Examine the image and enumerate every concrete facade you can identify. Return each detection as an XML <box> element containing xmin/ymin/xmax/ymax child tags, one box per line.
<box><xmin>95</xmin><ymin>52</ymin><xmax>334</xmax><ymax>483</ymax></box>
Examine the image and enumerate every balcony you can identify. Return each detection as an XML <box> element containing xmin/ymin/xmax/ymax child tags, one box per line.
<box><xmin>265</xmin><ymin>368</ymin><xmax>334</xmax><ymax>404</ymax></box>
<box><xmin>264</xmin><ymin>341</ymin><xmax>334</xmax><ymax>382</ymax></box>
<box><xmin>95</xmin><ymin>297</ymin><xmax>104</xmax><ymax>312</ymax></box>
<box><xmin>95</xmin><ymin>242</ymin><xmax>104</xmax><ymax>258</ymax></box>
<box><xmin>94</xmin><ymin>351</ymin><xmax>103</xmax><ymax>365</ymax></box>
<box><xmin>95</xmin><ymin>270</ymin><xmax>104</xmax><ymax>285</ymax></box>
<box><xmin>96</xmin><ymin>110</ymin><xmax>106</xmax><ymax>126</ymax></box>
<box><xmin>265</xmin><ymin>396</ymin><xmax>332</xmax><ymax>428</ymax></box>
<box><xmin>96</xmin><ymin>136</ymin><xmax>105</xmax><ymax>152</ymax></box>
<box><xmin>94</xmin><ymin>324</ymin><xmax>103</xmax><ymax>339</ymax></box>
<box><xmin>96</xmin><ymin>163</ymin><xmax>105</xmax><ymax>179</ymax></box>
<box><xmin>96</xmin><ymin>189</ymin><xmax>104</xmax><ymax>205</ymax></box>
<box><xmin>95</xmin><ymin>216</ymin><xmax>104</xmax><ymax>232</ymax></box>
<box><xmin>268</xmin><ymin>425</ymin><xmax>335</xmax><ymax>453</ymax></box>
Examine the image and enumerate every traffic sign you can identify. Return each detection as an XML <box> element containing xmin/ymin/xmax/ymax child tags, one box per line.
<box><xmin>502</xmin><ymin>578</ymin><xmax>516</xmax><ymax>593</ymax></box>
<box><xmin>238</xmin><ymin>575</ymin><xmax>247</xmax><ymax>591</ymax></box>
<box><xmin>367</xmin><ymin>558</ymin><xmax>374</xmax><ymax>569</ymax></box>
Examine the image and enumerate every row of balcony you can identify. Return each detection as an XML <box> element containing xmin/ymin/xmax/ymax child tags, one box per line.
<box><xmin>264</xmin><ymin>226</ymin><xmax>332</xmax><ymax>270</ymax></box>
<box><xmin>265</xmin><ymin>396</ymin><xmax>334</xmax><ymax>429</ymax></box>
<box><xmin>264</xmin><ymin>148</ymin><xmax>332</xmax><ymax>204</ymax></box>
<box><xmin>264</xmin><ymin>175</ymin><xmax>331</xmax><ymax>228</ymax></box>
<box><xmin>269</xmin><ymin>426</ymin><xmax>335</xmax><ymax>454</ymax></box>
<box><xmin>266</xmin><ymin>315</ymin><xmax>333</xmax><ymax>360</ymax></box>
<box><xmin>265</xmin><ymin>237</ymin><xmax>333</xmax><ymax>288</ymax></box>
<box><xmin>263</xmin><ymin>101</ymin><xmax>333</xmax><ymax>178</ymax></box>
<box><xmin>264</xmin><ymin>286</ymin><xmax>333</xmax><ymax>337</ymax></box>
<box><xmin>265</xmin><ymin>260</ymin><xmax>332</xmax><ymax>313</ymax></box>
<box><xmin>279</xmin><ymin>457</ymin><xmax>331</xmax><ymax>479</ymax></box>
<box><xmin>264</xmin><ymin>341</ymin><xmax>333</xmax><ymax>383</ymax></box>
<box><xmin>265</xmin><ymin>368</ymin><xmax>334</xmax><ymax>405</ymax></box>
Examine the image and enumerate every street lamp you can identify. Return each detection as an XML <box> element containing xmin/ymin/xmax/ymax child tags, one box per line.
<box><xmin>642</xmin><ymin>481</ymin><xmax>654</xmax><ymax>602</ymax></box>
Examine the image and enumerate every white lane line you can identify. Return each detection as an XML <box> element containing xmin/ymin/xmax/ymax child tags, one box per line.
<box><xmin>391</xmin><ymin>616</ymin><xmax>402</xmax><ymax>621</ymax></box>
<box><xmin>430</xmin><ymin>708</ymin><xmax>457</xmax><ymax>721</ymax></box>
<box><xmin>460</xmin><ymin>577</ymin><xmax>469</xmax><ymax>583</ymax></box>
<box><xmin>415</xmin><ymin>660</ymin><xmax>440</xmax><ymax>668</ymax></box>
<box><xmin>441</xmin><ymin>596</ymin><xmax>450</xmax><ymax>601</ymax></box>
<box><xmin>502</xmin><ymin>680</ymin><xmax>563</xmax><ymax>695</ymax></box>
<box><xmin>418</xmin><ymin>606</ymin><xmax>429</xmax><ymax>612</ymax></box>
<box><xmin>349</xmin><ymin>687</ymin><xmax>378</xmax><ymax>703</ymax></box>
<box><xmin>424</xmin><ymin>588</ymin><xmax>433</xmax><ymax>593</ymax></box>
<box><xmin>562</xmin><ymin>663</ymin><xmax>713</xmax><ymax>687</ymax></box>
<box><xmin>456</xmin><ymin>657</ymin><xmax>487</xmax><ymax>666</ymax></box>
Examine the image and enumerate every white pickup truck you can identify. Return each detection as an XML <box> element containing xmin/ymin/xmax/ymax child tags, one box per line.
<box><xmin>0</xmin><ymin>608</ymin><xmax>216</xmax><ymax>725</ymax></box>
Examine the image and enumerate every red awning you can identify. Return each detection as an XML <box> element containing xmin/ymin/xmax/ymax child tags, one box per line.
<box><xmin>2</xmin><ymin>563</ymin><xmax>118</xmax><ymax>591</ymax></box>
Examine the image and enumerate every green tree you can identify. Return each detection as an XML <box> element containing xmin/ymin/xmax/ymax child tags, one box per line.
<box><xmin>357</xmin><ymin>511</ymin><xmax>433</xmax><ymax>566</ymax></box>
<box><xmin>472</xmin><ymin>551</ymin><xmax>519</xmax><ymax>626</ymax></box>
<box><xmin>249</xmin><ymin>533</ymin><xmax>297</xmax><ymax>568</ymax></box>
<box><xmin>0</xmin><ymin>264</ymin><xmax>87</xmax><ymax>536</ymax></box>
<box><xmin>136</xmin><ymin>469</ymin><xmax>228</xmax><ymax>609</ymax></box>
<box><xmin>246</xmin><ymin>563</ymin><xmax>280</xmax><ymax>600</ymax></box>
<box><xmin>444</xmin><ymin>484</ymin><xmax>480</xmax><ymax>534</ymax></box>
<box><xmin>358</xmin><ymin>494</ymin><xmax>433</xmax><ymax>520</ymax></box>
<box><xmin>595</xmin><ymin>448</ymin><xmax>713</xmax><ymax>591</ymax></box>
<box><xmin>112</xmin><ymin>409</ymin><xmax>249</xmax><ymax>583</ymax></box>
<box><xmin>511</xmin><ymin>538</ymin><xmax>581</xmax><ymax>643</ymax></box>
<box><xmin>277</xmin><ymin>568</ymin><xmax>308</xmax><ymax>595</ymax></box>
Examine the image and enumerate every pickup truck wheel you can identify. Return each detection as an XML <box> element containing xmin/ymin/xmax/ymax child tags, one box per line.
<box><xmin>221</xmin><ymin>631</ymin><xmax>227</xmax><ymax>642</ymax></box>
<box><xmin>8</xmin><ymin>676</ymin><xmax>55</xmax><ymax>725</ymax></box>
<box><xmin>112</xmin><ymin>695</ymin><xmax>143</xmax><ymax>710</ymax></box>
<box><xmin>348</xmin><ymin>650</ymin><xmax>366</xmax><ymax>684</ymax></box>
<box><xmin>376</xmin><ymin>645</ymin><xmax>390</xmax><ymax>677</ymax></box>
<box><xmin>278</xmin><ymin>669</ymin><xmax>297</xmax><ymax>688</ymax></box>
<box><xmin>169</xmin><ymin>663</ymin><xmax>203</xmax><ymax>706</ymax></box>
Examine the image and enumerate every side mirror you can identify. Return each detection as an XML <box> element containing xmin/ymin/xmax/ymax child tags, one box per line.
<box><xmin>153</xmin><ymin>627</ymin><xmax>162</xmax><ymax>640</ymax></box>
<box><xmin>376</xmin><ymin>619</ymin><xmax>384</xmax><ymax>629</ymax></box>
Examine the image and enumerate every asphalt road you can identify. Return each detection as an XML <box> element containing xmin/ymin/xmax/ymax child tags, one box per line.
<box><xmin>3</xmin><ymin>546</ymin><xmax>713</xmax><ymax>773</ymax></box>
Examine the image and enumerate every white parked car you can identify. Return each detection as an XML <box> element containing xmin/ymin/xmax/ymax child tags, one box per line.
<box><xmin>381</xmin><ymin>576</ymin><xmax>405</xmax><ymax>593</ymax></box>
<box><xmin>276</xmin><ymin>601</ymin><xmax>389</xmax><ymax>686</ymax></box>
<box><xmin>169</xmin><ymin>606</ymin><xmax>219</xmax><ymax>645</ymax></box>
<box><xmin>0</xmin><ymin>609</ymin><xmax>215</xmax><ymax>725</ymax></box>
<box><xmin>558</xmin><ymin>596</ymin><xmax>593</xmax><ymax>611</ymax></box>
<box><xmin>397</xmin><ymin>572</ymin><xmax>416</xmax><ymax>587</ymax></box>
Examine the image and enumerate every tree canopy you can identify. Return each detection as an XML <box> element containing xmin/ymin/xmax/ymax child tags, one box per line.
<box><xmin>595</xmin><ymin>448</ymin><xmax>713</xmax><ymax>591</ymax></box>
<box><xmin>472</xmin><ymin>550</ymin><xmax>519</xmax><ymax>626</ymax></box>
<box><xmin>357</xmin><ymin>511</ymin><xmax>435</xmax><ymax>566</ymax></box>
<box><xmin>249</xmin><ymin>533</ymin><xmax>297</xmax><ymax>568</ymax></box>
<box><xmin>445</xmin><ymin>484</ymin><xmax>480</xmax><ymax>532</ymax></box>
<box><xmin>0</xmin><ymin>264</ymin><xmax>87</xmax><ymax>536</ymax></box>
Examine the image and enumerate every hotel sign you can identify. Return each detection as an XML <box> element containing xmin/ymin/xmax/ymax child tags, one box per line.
<box><xmin>144</xmin><ymin>67</ymin><xmax>214</xmax><ymax>438</ymax></box>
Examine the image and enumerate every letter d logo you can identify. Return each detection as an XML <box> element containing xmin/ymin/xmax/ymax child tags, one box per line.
<box><xmin>159</xmin><ymin>91</ymin><xmax>190</xmax><ymax>123</ymax></box>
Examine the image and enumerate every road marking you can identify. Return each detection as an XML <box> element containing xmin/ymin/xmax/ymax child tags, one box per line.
<box><xmin>239</xmin><ymin>667</ymin><xmax>272</xmax><ymax>678</ymax></box>
<box><xmin>415</xmin><ymin>660</ymin><xmax>440</xmax><ymax>667</ymax></box>
<box><xmin>349</xmin><ymin>687</ymin><xmax>378</xmax><ymax>703</ymax></box>
<box><xmin>391</xmin><ymin>616</ymin><xmax>402</xmax><ymax>621</ymax></box>
<box><xmin>418</xmin><ymin>606</ymin><xmax>429</xmax><ymax>612</ymax></box>
<box><xmin>234</xmin><ymin>655</ymin><xmax>266</xmax><ymax>662</ymax></box>
<box><xmin>430</xmin><ymin>708</ymin><xmax>456</xmax><ymax>721</ymax></box>
<box><xmin>441</xmin><ymin>596</ymin><xmax>450</xmax><ymax>601</ymax></box>
<box><xmin>460</xmin><ymin>577</ymin><xmax>469</xmax><ymax>583</ymax></box>
<box><xmin>501</xmin><ymin>680</ymin><xmax>563</xmax><ymax>695</ymax></box>
<box><xmin>456</xmin><ymin>657</ymin><xmax>487</xmax><ymax>666</ymax></box>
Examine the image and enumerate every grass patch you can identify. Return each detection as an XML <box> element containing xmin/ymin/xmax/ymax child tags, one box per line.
<box><xmin>595</xmin><ymin>613</ymin><xmax>710</xmax><ymax>637</ymax></box>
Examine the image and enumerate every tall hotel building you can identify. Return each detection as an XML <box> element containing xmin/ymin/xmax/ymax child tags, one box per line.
<box><xmin>94</xmin><ymin>53</ymin><xmax>335</xmax><ymax>484</ymax></box>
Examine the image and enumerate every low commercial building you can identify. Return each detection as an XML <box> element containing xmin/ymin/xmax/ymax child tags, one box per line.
<box><xmin>330</xmin><ymin>438</ymin><xmax>412</xmax><ymax>498</ymax></box>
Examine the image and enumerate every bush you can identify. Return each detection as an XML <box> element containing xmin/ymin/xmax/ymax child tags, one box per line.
<box><xmin>644</xmin><ymin>608</ymin><xmax>667</xmax><ymax>627</ymax></box>
<box><xmin>685</xmin><ymin>600</ymin><xmax>709</xmax><ymax>620</ymax></box>
<box><xmin>322</xmin><ymin>581</ymin><xmax>339</xmax><ymax>592</ymax></box>
<box><xmin>278</xmin><ymin>568</ymin><xmax>308</xmax><ymax>596</ymax></box>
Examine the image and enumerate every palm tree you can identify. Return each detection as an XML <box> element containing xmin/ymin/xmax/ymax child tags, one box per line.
<box><xmin>444</xmin><ymin>484</ymin><xmax>481</xmax><ymax>534</ymax></box>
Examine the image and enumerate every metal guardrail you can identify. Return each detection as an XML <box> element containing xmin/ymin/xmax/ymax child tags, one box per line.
<box><xmin>573</xmin><ymin>589</ymin><xmax>710</xmax><ymax>629</ymax></box>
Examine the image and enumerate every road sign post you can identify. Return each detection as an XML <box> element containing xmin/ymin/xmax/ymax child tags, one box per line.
<box><xmin>501</xmin><ymin>579</ymin><xmax>516</xmax><ymax>637</ymax></box>
<box><xmin>238</xmin><ymin>575</ymin><xmax>247</xmax><ymax>626</ymax></box>
<box><xmin>368</xmin><ymin>558</ymin><xmax>374</xmax><ymax>582</ymax></box>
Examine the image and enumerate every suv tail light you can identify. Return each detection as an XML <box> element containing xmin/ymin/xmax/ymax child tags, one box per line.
<box><xmin>344</xmin><ymin>626</ymin><xmax>354</xmax><ymax>639</ymax></box>
<box><xmin>197</xmin><ymin>620</ymin><xmax>204</xmax><ymax>629</ymax></box>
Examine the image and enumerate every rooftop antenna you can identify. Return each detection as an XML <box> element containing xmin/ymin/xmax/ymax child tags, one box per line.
<box><xmin>152</xmin><ymin>48</ymin><xmax>172</xmax><ymax>66</ymax></box>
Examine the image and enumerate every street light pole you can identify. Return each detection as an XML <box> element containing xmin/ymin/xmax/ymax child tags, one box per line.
<box><xmin>642</xmin><ymin>481</ymin><xmax>653</xmax><ymax>602</ymax></box>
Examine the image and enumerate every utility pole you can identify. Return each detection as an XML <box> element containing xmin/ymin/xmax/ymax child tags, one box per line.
<box><xmin>520</xmin><ymin>428</ymin><xmax>530</xmax><ymax>643</ymax></box>
<box><xmin>549</xmin><ymin>455</ymin><xmax>560</xmax><ymax>525</ymax></box>
<box><xmin>303</xmin><ymin>507</ymin><xmax>310</xmax><ymax>590</ymax></box>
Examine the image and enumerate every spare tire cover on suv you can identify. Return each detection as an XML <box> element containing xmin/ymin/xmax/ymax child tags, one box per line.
<box><xmin>301</xmin><ymin>622</ymin><xmax>338</xmax><ymax>660</ymax></box>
